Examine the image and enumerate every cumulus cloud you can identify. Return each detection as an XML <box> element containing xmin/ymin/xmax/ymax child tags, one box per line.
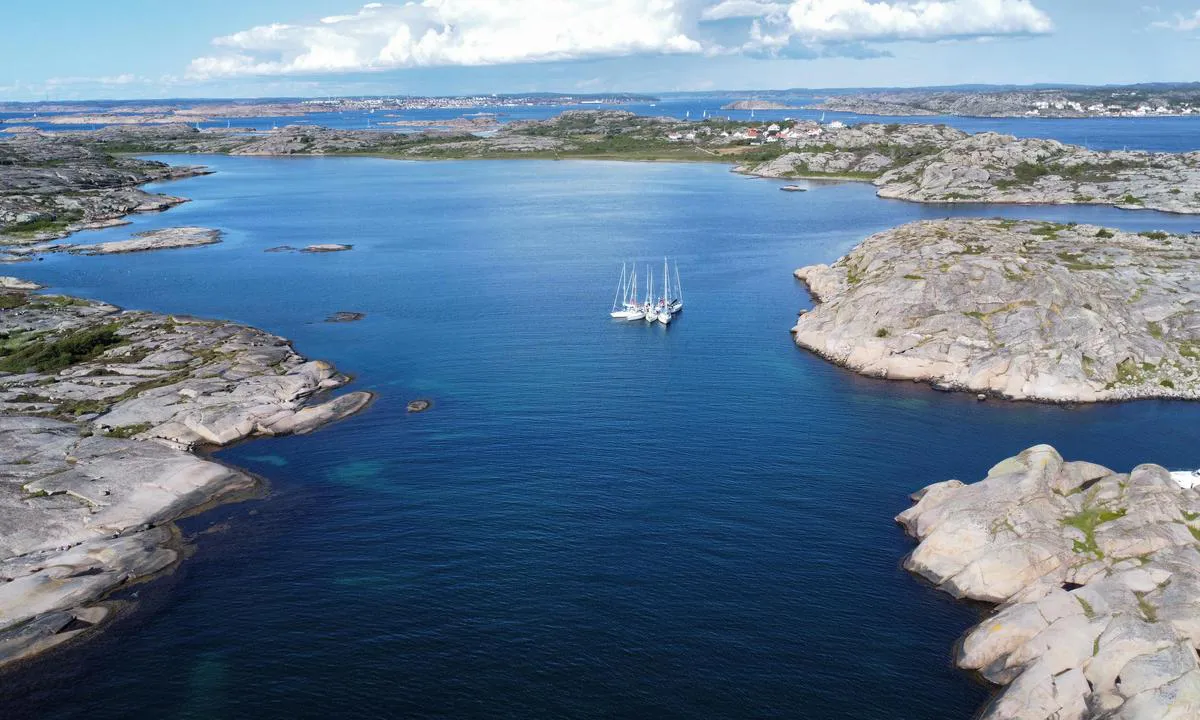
<box><xmin>1151</xmin><ymin>9</ymin><xmax>1200</xmax><ymax>31</ymax></box>
<box><xmin>188</xmin><ymin>0</ymin><xmax>703</xmax><ymax>78</ymax></box>
<box><xmin>188</xmin><ymin>0</ymin><xmax>1053</xmax><ymax>79</ymax></box>
<box><xmin>714</xmin><ymin>0</ymin><xmax>1052</xmax><ymax>46</ymax></box>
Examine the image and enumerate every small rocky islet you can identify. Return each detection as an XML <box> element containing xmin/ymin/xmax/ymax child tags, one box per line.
<box><xmin>0</xmin><ymin>282</ymin><xmax>371</xmax><ymax>667</ymax></box>
<box><xmin>793</xmin><ymin>218</ymin><xmax>1200</xmax><ymax>403</ymax></box>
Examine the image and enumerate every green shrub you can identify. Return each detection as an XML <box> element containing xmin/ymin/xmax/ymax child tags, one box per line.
<box><xmin>0</xmin><ymin>323</ymin><xmax>125</xmax><ymax>373</ymax></box>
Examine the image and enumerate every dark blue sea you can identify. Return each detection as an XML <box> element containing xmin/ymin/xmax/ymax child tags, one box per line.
<box><xmin>3</xmin><ymin>150</ymin><xmax>1200</xmax><ymax>718</ymax></box>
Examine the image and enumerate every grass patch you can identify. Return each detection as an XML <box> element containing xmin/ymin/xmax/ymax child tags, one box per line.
<box><xmin>53</xmin><ymin>398</ymin><xmax>110</xmax><ymax>417</ymax></box>
<box><xmin>0</xmin><ymin>293</ymin><xmax>28</xmax><ymax>310</ymax></box>
<box><xmin>903</xmin><ymin>274</ymin><xmax>924</xmax><ymax>280</ymax></box>
<box><xmin>1076</xmin><ymin>596</ymin><xmax>1096</xmax><ymax>619</ymax></box>
<box><xmin>1148</xmin><ymin>321</ymin><xmax>1163</xmax><ymax>339</ymax></box>
<box><xmin>875</xmin><ymin>328</ymin><xmax>889</xmax><ymax>338</ymax></box>
<box><xmin>1061</xmin><ymin>504</ymin><xmax>1127</xmax><ymax>558</ymax></box>
<box><xmin>1135</xmin><ymin>591</ymin><xmax>1158</xmax><ymax>623</ymax></box>
<box><xmin>1095</xmin><ymin>228</ymin><xmax>1114</xmax><ymax>239</ymax></box>
<box><xmin>1</xmin><ymin>210</ymin><xmax>84</xmax><ymax>236</ymax></box>
<box><xmin>105</xmin><ymin>422</ymin><xmax>151</xmax><ymax>439</ymax></box>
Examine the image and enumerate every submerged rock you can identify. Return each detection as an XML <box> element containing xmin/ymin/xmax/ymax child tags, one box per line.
<box><xmin>301</xmin><ymin>243</ymin><xmax>352</xmax><ymax>253</ymax></box>
<box><xmin>899</xmin><ymin>445</ymin><xmax>1200</xmax><ymax>720</ymax></box>
<box><xmin>792</xmin><ymin>218</ymin><xmax>1200</xmax><ymax>403</ymax></box>
<box><xmin>406</xmin><ymin>399</ymin><xmax>431</xmax><ymax>413</ymax></box>
<box><xmin>324</xmin><ymin>311</ymin><xmax>365</xmax><ymax>323</ymax></box>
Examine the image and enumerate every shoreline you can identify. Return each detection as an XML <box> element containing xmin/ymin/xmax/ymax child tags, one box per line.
<box><xmin>0</xmin><ymin>276</ymin><xmax>375</xmax><ymax>669</ymax></box>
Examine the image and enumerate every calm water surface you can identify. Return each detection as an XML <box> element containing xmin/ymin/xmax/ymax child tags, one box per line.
<box><xmin>3</xmin><ymin>156</ymin><xmax>1200</xmax><ymax>719</ymax></box>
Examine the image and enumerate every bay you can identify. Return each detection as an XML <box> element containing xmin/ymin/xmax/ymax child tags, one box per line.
<box><xmin>3</xmin><ymin>155</ymin><xmax>1200</xmax><ymax>719</ymax></box>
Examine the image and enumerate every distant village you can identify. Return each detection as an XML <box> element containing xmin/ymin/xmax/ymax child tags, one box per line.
<box><xmin>1018</xmin><ymin>90</ymin><xmax>1198</xmax><ymax>117</ymax></box>
<box><xmin>664</xmin><ymin>118</ymin><xmax>847</xmax><ymax>145</ymax></box>
<box><xmin>1024</xmin><ymin>98</ymin><xmax>1197</xmax><ymax>117</ymax></box>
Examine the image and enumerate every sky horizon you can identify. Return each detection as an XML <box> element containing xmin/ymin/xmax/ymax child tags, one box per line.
<box><xmin>4</xmin><ymin>1</ymin><xmax>1199</xmax><ymax>102</ymax></box>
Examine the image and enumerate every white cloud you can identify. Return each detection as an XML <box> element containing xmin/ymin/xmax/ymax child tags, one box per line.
<box><xmin>187</xmin><ymin>0</ymin><xmax>1053</xmax><ymax>79</ymax></box>
<box><xmin>726</xmin><ymin>0</ymin><xmax>1052</xmax><ymax>45</ymax></box>
<box><xmin>44</xmin><ymin>73</ymin><xmax>146</xmax><ymax>88</ymax></box>
<box><xmin>1152</xmin><ymin>9</ymin><xmax>1200</xmax><ymax>31</ymax></box>
<box><xmin>188</xmin><ymin>1</ymin><xmax>704</xmax><ymax>79</ymax></box>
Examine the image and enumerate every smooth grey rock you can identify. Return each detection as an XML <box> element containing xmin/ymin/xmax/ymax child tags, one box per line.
<box><xmin>74</xmin><ymin>227</ymin><xmax>221</xmax><ymax>255</ymax></box>
<box><xmin>0</xmin><ymin>281</ymin><xmax>372</xmax><ymax>669</ymax></box>
<box><xmin>900</xmin><ymin>445</ymin><xmax>1200</xmax><ymax>719</ymax></box>
<box><xmin>792</xmin><ymin>218</ymin><xmax>1200</xmax><ymax>403</ymax></box>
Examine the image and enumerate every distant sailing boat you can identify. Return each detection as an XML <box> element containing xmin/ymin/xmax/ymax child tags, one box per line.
<box><xmin>657</xmin><ymin>257</ymin><xmax>673</xmax><ymax>325</ymax></box>
<box><xmin>611</xmin><ymin>263</ymin><xmax>644</xmax><ymax>321</ymax></box>
<box><xmin>608</xmin><ymin>258</ymin><xmax>684</xmax><ymax>325</ymax></box>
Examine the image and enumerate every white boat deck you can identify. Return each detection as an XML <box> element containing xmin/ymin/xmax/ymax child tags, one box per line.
<box><xmin>1170</xmin><ymin>470</ymin><xmax>1200</xmax><ymax>489</ymax></box>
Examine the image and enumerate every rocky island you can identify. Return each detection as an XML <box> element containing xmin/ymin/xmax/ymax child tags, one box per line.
<box><xmin>0</xmin><ymin>281</ymin><xmax>372</xmax><ymax>667</ymax></box>
<box><xmin>741</xmin><ymin>125</ymin><xmax>1200</xmax><ymax>214</ymax></box>
<box><xmin>720</xmin><ymin>99</ymin><xmax>799</xmax><ymax>111</ymax></box>
<box><xmin>72</xmin><ymin>226</ymin><xmax>221</xmax><ymax>255</ymax></box>
<box><xmin>899</xmin><ymin>445</ymin><xmax>1200</xmax><ymax>719</ymax></box>
<box><xmin>793</xmin><ymin>219</ymin><xmax>1200</xmax><ymax>403</ymax></box>
<box><xmin>0</xmin><ymin>130</ymin><xmax>209</xmax><ymax>253</ymax></box>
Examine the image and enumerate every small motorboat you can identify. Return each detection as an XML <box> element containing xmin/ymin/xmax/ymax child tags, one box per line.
<box><xmin>780</xmin><ymin>185</ymin><xmax>807</xmax><ymax>192</ymax></box>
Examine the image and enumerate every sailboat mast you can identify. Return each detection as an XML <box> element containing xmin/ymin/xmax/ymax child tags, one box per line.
<box><xmin>613</xmin><ymin>262</ymin><xmax>625</xmax><ymax>312</ymax></box>
<box><xmin>663</xmin><ymin>257</ymin><xmax>669</xmax><ymax>304</ymax></box>
<box><xmin>675</xmin><ymin>262</ymin><xmax>683</xmax><ymax>303</ymax></box>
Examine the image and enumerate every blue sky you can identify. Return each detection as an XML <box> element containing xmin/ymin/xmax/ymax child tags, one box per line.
<box><xmin>3</xmin><ymin>1</ymin><xmax>1199</xmax><ymax>101</ymax></box>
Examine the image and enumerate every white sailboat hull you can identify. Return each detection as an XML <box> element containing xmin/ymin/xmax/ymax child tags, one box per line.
<box><xmin>625</xmin><ymin>310</ymin><xmax>645</xmax><ymax>321</ymax></box>
<box><xmin>658</xmin><ymin>311</ymin><xmax>672</xmax><ymax>324</ymax></box>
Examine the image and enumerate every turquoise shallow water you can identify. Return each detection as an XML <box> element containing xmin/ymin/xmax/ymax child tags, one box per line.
<box><xmin>3</xmin><ymin>151</ymin><xmax>1200</xmax><ymax>719</ymax></box>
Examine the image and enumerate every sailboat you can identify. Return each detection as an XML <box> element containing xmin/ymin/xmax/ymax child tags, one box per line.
<box><xmin>669</xmin><ymin>260</ymin><xmax>684</xmax><ymax>315</ymax></box>
<box><xmin>615</xmin><ymin>264</ymin><xmax>645</xmax><ymax>320</ymax></box>
<box><xmin>610</xmin><ymin>262</ymin><xmax>632</xmax><ymax>319</ymax></box>
<box><xmin>643</xmin><ymin>265</ymin><xmax>657</xmax><ymax>322</ymax></box>
<box><xmin>657</xmin><ymin>257</ymin><xmax>674</xmax><ymax>324</ymax></box>
<box><xmin>608</xmin><ymin>259</ymin><xmax>683</xmax><ymax>324</ymax></box>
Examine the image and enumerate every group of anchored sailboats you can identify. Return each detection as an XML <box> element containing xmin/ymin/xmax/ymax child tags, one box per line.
<box><xmin>610</xmin><ymin>257</ymin><xmax>684</xmax><ymax>325</ymax></box>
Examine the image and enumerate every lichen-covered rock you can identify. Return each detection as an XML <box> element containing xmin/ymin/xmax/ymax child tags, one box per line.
<box><xmin>792</xmin><ymin>218</ymin><xmax>1200</xmax><ymax>402</ymax></box>
<box><xmin>899</xmin><ymin>445</ymin><xmax>1200</xmax><ymax>719</ymax></box>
